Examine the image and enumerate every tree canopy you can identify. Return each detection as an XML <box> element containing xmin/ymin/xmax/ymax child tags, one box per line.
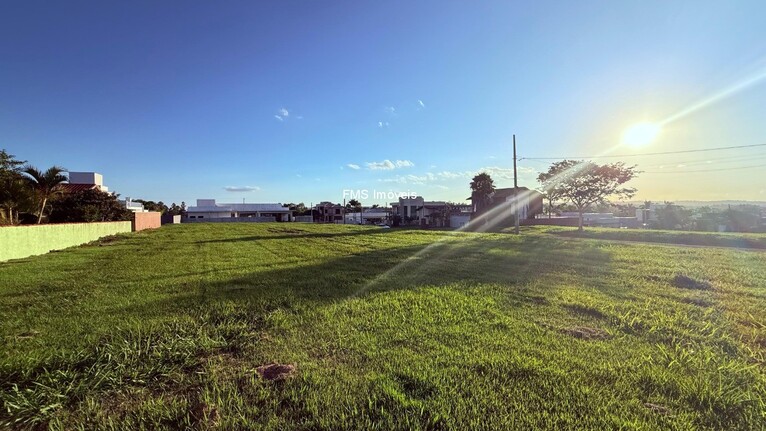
<box><xmin>537</xmin><ymin>160</ymin><xmax>638</xmax><ymax>230</ymax></box>
<box><xmin>48</xmin><ymin>189</ymin><xmax>132</xmax><ymax>223</ymax></box>
<box><xmin>470</xmin><ymin>172</ymin><xmax>495</xmax><ymax>214</ymax></box>
<box><xmin>22</xmin><ymin>165</ymin><xmax>68</xmax><ymax>224</ymax></box>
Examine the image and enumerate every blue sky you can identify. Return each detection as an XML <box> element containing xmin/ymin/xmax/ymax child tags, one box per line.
<box><xmin>2</xmin><ymin>1</ymin><xmax>765</xmax><ymax>205</ymax></box>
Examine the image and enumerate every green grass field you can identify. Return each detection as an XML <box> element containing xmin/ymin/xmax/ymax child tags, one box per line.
<box><xmin>1</xmin><ymin>223</ymin><xmax>765</xmax><ymax>430</ymax></box>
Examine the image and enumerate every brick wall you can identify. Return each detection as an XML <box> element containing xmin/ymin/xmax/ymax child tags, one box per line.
<box><xmin>132</xmin><ymin>212</ymin><xmax>161</xmax><ymax>231</ymax></box>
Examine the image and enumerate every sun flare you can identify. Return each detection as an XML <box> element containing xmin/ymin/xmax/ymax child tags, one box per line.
<box><xmin>622</xmin><ymin>122</ymin><xmax>660</xmax><ymax>147</ymax></box>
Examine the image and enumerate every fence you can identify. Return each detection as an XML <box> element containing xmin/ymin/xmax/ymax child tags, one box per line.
<box><xmin>0</xmin><ymin>221</ymin><xmax>132</xmax><ymax>262</ymax></box>
<box><xmin>133</xmin><ymin>212</ymin><xmax>161</xmax><ymax>231</ymax></box>
<box><xmin>184</xmin><ymin>216</ymin><xmax>276</xmax><ymax>223</ymax></box>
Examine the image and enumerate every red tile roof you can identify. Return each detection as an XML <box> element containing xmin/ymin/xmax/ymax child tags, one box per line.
<box><xmin>58</xmin><ymin>183</ymin><xmax>98</xmax><ymax>193</ymax></box>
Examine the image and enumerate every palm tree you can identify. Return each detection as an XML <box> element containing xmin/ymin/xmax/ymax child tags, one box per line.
<box><xmin>23</xmin><ymin>165</ymin><xmax>67</xmax><ymax>224</ymax></box>
<box><xmin>470</xmin><ymin>172</ymin><xmax>495</xmax><ymax>214</ymax></box>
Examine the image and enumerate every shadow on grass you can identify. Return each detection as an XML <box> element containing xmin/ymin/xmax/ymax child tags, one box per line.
<box><xmin>117</xmin><ymin>234</ymin><xmax>615</xmax><ymax>320</ymax></box>
<box><xmin>195</xmin><ymin>226</ymin><xmax>394</xmax><ymax>243</ymax></box>
<box><xmin>546</xmin><ymin>228</ymin><xmax>766</xmax><ymax>250</ymax></box>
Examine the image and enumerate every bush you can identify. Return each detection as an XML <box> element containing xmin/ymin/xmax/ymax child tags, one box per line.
<box><xmin>48</xmin><ymin>189</ymin><xmax>132</xmax><ymax>223</ymax></box>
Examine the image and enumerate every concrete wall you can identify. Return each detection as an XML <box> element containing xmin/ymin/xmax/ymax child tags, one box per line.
<box><xmin>161</xmin><ymin>214</ymin><xmax>182</xmax><ymax>224</ymax></box>
<box><xmin>0</xmin><ymin>221</ymin><xmax>132</xmax><ymax>262</ymax></box>
<box><xmin>132</xmin><ymin>211</ymin><xmax>161</xmax><ymax>231</ymax></box>
<box><xmin>450</xmin><ymin>214</ymin><xmax>471</xmax><ymax>229</ymax></box>
<box><xmin>522</xmin><ymin>218</ymin><xmax>580</xmax><ymax>227</ymax></box>
<box><xmin>293</xmin><ymin>216</ymin><xmax>314</xmax><ymax>223</ymax></box>
<box><xmin>184</xmin><ymin>216</ymin><xmax>276</xmax><ymax>223</ymax></box>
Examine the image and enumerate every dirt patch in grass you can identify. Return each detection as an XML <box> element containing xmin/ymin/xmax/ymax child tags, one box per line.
<box><xmin>15</xmin><ymin>330</ymin><xmax>40</xmax><ymax>340</ymax></box>
<box><xmin>256</xmin><ymin>363</ymin><xmax>297</xmax><ymax>381</ymax></box>
<box><xmin>191</xmin><ymin>401</ymin><xmax>220</xmax><ymax>428</ymax></box>
<box><xmin>563</xmin><ymin>303</ymin><xmax>607</xmax><ymax>320</ymax></box>
<box><xmin>561</xmin><ymin>326</ymin><xmax>611</xmax><ymax>340</ymax></box>
<box><xmin>673</xmin><ymin>274</ymin><xmax>712</xmax><ymax>291</ymax></box>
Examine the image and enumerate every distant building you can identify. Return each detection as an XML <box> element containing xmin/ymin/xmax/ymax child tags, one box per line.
<box><xmin>59</xmin><ymin>171</ymin><xmax>109</xmax><ymax>193</ymax></box>
<box><xmin>314</xmin><ymin>202</ymin><xmax>344</xmax><ymax>223</ymax></box>
<box><xmin>470</xmin><ymin>187</ymin><xmax>544</xmax><ymax>222</ymax></box>
<box><xmin>185</xmin><ymin>199</ymin><xmax>292</xmax><ymax>222</ymax></box>
<box><xmin>391</xmin><ymin>196</ymin><xmax>470</xmax><ymax>227</ymax></box>
<box><xmin>120</xmin><ymin>198</ymin><xmax>146</xmax><ymax>212</ymax></box>
<box><xmin>343</xmin><ymin>207</ymin><xmax>391</xmax><ymax>225</ymax></box>
<box><xmin>560</xmin><ymin>212</ymin><xmax>640</xmax><ymax>228</ymax></box>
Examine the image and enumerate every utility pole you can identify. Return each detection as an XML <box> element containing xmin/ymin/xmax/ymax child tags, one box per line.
<box><xmin>513</xmin><ymin>134</ymin><xmax>520</xmax><ymax>234</ymax></box>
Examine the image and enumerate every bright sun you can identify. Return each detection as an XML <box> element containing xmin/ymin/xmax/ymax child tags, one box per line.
<box><xmin>622</xmin><ymin>122</ymin><xmax>660</xmax><ymax>147</ymax></box>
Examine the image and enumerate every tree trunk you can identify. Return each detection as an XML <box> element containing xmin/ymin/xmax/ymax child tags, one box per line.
<box><xmin>37</xmin><ymin>197</ymin><xmax>47</xmax><ymax>224</ymax></box>
<box><xmin>578</xmin><ymin>209</ymin><xmax>584</xmax><ymax>231</ymax></box>
<box><xmin>548</xmin><ymin>198</ymin><xmax>553</xmax><ymax>219</ymax></box>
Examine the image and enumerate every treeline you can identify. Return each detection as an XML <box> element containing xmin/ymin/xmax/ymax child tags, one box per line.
<box><xmin>0</xmin><ymin>149</ymin><xmax>183</xmax><ymax>225</ymax></box>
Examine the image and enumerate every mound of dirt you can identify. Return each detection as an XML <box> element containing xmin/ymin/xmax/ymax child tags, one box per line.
<box><xmin>673</xmin><ymin>274</ymin><xmax>712</xmax><ymax>290</ymax></box>
<box><xmin>256</xmin><ymin>363</ymin><xmax>297</xmax><ymax>381</ymax></box>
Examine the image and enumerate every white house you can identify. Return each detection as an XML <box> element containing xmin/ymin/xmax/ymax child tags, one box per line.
<box><xmin>343</xmin><ymin>208</ymin><xmax>391</xmax><ymax>224</ymax></box>
<box><xmin>186</xmin><ymin>199</ymin><xmax>292</xmax><ymax>222</ymax></box>
<box><xmin>391</xmin><ymin>196</ymin><xmax>469</xmax><ymax>227</ymax></box>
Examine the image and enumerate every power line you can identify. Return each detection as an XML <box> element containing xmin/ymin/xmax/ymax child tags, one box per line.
<box><xmin>520</xmin><ymin>143</ymin><xmax>766</xmax><ymax>160</ymax></box>
<box><xmin>643</xmin><ymin>163</ymin><xmax>766</xmax><ymax>174</ymax></box>
<box><xmin>637</xmin><ymin>153</ymin><xmax>766</xmax><ymax>169</ymax></box>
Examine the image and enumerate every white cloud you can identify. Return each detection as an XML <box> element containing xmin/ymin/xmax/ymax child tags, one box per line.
<box><xmin>365</xmin><ymin>159</ymin><xmax>414</xmax><ymax>170</ymax></box>
<box><xmin>367</xmin><ymin>160</ymin><xmax>396</xmax><ymax>170</ymax></box>
<box><xmin>418</xmin><ymin>99</ymin><xmax>425</xmax><ymax>108</ymax></box>
<box><xmin>296</xmin><ymin>174</ymin><xmax>302</xmax><ymax>178</ymax></box>
<box><xmin>385</xmin><ymin>106</ymin><xmax>396</xmax><ymax>114</ymax></box>
<box><xmin>378</xmin><ymin>121</ymin><xmax>389</xmax><ymax>128</ymax></box>
<box><xmin>347</xmin><ymin>163</ymin><xmax>361</xmax><ymax>170</ymax></box>
<box><xmin>476</xmin><ymin>166</ymin><xmax>536</xmax><ymax>179</ymax></box>
<box><xmin>224</xmin><ymin>186</ymin><xmax>260</xmax><ymax>192</ymax></box>
<box><xmin>275</xmin><ymin>107</ymin><xmax>295</xmax><ymax>121</ymax></box>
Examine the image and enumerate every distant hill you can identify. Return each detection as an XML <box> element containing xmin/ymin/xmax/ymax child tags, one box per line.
<box><xmin>629</xmin><ymin>200</ymin><xmax>766</xmax><ymax>208</ymax></box>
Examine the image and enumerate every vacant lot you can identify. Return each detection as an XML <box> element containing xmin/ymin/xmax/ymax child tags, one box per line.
<box><xmin>1</xmin><ymin>224</ymin><xmax>765</xmax><ymax>430</ymax></box>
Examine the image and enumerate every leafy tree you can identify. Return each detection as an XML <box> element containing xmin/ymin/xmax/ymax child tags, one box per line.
<box><xmin>0</xmin><ymin>150</ymin><xmax>31</xmax><ymax>224</ymax></box>
<box><xmin>133</xmin><ymin>199</ymin><xmax>168</xmax><ymax>213</ymax></box>
<box><xmin>1</xmin><ymin>177</ymin><xmax>33</xmax><ymax>225</ymax></box>
<box><xmin>655</xmin><ymin>201</ymin><xmax>692</xmax><ymax>230</ymax></box>
<box><xmin>722</xmin><ymin>205</ymin><xmax>761</xmax><ymax>232</ymax></box>
<box><xmin>470</xmin><ymin>172</ymin><xmax>495</xmax><ymax>214</ymax></box>
<box><xmin>347</xmin><ymin>199</ymin><xmax>361</xmax><ymax>212</ymax></box>
<box><xmin>537</xmin><ymin>160</ymin><xmax>638</xmax><ymax>231</ymax></box>
<box><xmin>284</xmin><ymin>202</ymin><xmax>309</xmax><ymax>215</ymax></box>
<box><xmin>167</xmin><ymin>202</ymin><xmax>184</xmax><ymax>216</ymax></box>
<box><xmin>0</xmin><ymin>149</ymin><xmax>26</xmax><ymax>179</ymax></box>
<box><xmin>22</xmin><ymin>165</ymin><xmax>68</xmax><ymax>224</ymax></box>
<box><xmin>48</xmin><ymin>189</ymin><xmax>132</xmax><ymax>223</ymax></box>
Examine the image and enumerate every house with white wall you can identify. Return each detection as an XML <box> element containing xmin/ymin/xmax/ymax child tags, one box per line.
<box><xmin>391</xmin><ymin>196</ymin><xmax>470</xmax><ymax>227</ymax></box>
<box><xmin>185</xmin><ymin>199</ymin><xmax>292</xmax><ymax>222</ymax></box>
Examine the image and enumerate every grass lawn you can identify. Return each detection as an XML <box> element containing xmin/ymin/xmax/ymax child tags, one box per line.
<box><xmin>1</xmin><ymin>223</ymin><xmax>765</xmax><ymax>430</ymax></box>
<box><xmin>534</xmin><ymin>225</ymin><xmax>766</xmax><ymax>249</ymax></box>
